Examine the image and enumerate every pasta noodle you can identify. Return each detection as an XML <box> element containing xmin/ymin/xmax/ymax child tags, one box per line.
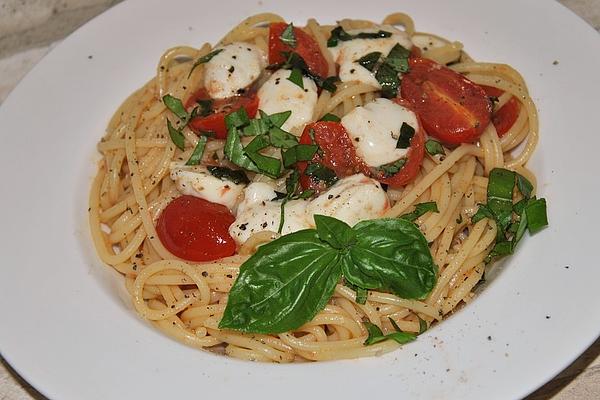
<box><xmin>89</xmin><ymin>13</ymin><xmax>540</xmax><ymax>363</ymax></box>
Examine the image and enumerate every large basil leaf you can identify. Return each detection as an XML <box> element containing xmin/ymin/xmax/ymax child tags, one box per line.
<box><xmin>219</xmin><ymin>229</ymin><xmax>342</xmax><ymax>334</ymax></box>
<box><xmin>344</xmin><ymin>218</ymin><xmax>437</xmax><ymax>299</ymax></box>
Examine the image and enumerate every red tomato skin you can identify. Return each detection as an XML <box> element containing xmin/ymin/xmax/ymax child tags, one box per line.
<box><xmin>156</xmin><ymin>195</ymin><xmax>236</xmax><ymax>262</ymax></box>
<box><xmin>186</xmin><ymin>88</ymin><xmax>259</xmax><ymax>139</ymax></box>
<box><xmin>375</xmin><ymin>98</ymin><xmax>426</xmax><ymax>188</ymax></box>
<box><xmin>480</xmin><ymin>85</ymin><xmax>521</xmax><ymax>137</ymax></box>
<box><xmin>268</xmin><ymin>22</ymin><xmax>329</xmax><ymax>77</ymax></box>
<box><xmin>400</xmin><ymin>58</ymin><xmax>492</xmax><ymax>145</ymax></box>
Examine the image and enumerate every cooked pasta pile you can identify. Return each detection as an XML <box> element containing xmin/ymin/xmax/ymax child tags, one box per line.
<box><xmin>89</xmin><ymin>12</ymin><xmax>539</xmax><ymax>362</ymax></box>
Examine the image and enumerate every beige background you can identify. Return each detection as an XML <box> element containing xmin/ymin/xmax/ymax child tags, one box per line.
<box><xmin>0</xmin><ymin>0</ymin><xmax>598</xmax><ymax>398</ymax></box>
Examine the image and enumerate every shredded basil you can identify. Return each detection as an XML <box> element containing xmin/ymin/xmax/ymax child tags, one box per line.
<box><xmin>304</xmin><ymin>162</ymin><xmax>338</xmax><ymax>187</ymax></box>
<box><xmin>319</xmin><ymin>113</ymin><xmax>341</xmax><ymax>122</ymax></box>
<box><xmin>356</xmin><ymin>52</ymin><xmax>382</xmax><ymax>72</ymax></box>
<box><xmin>188</xmin><ymin>48</ymin><xmax>223</xmax><ymax>78</ymax></box>
<box><xmin>418</xmin><ymin>316</ymin><xmax>428</xmax><ymax>334</ymax></box>
<box><xmin>166</xmin><ymin>119</ymin><xmax>186</xmax><ymax>151</ymax></box>
<box><xmin>269</xmin><ymin>52</ymin><xmax>339</xmax><ymax>93</ymax></box>
<box><xmin>425</xmin><ymin>139</ymin><xmax>445</xmax><ymax>156</ymax></box>
<box><xmin>243</xmin><ymin>135</ymin><xmax>281</xmax><ymax>178</ymax></box>
<box><xmin>268</xmin><ymin>126</ymin><xmax>298</xmax><ymax>149</ymax></box>
<box><xmin>185</xmin><ymin>136</ymin><xmax>208</xmax><ymax>165</ymax></box>
<box><xmin>219</xmin><ymin>216</ymin><xmax>437</xmax><ymax>334</ymax></box>
<box><xmin>277</xmin><ymin>171</ymin><xmax>314</xmax><ymax>233</ymax></box>
<box><xmin>327</xmin><ymin>26</ymin><xmax>392</xmax><ymax>47</ymax></box>
<box><xmin>400</xmin><ymin>201</ymin><xmax>439</xmax><ymax>222</ymax></box>
<box><xmin>224</xmin><ymin>107</ymin><xmax>251</xmax><ymax>130</ymax></box>
<box><xmin>224</xmin><ymin>126</ymin><xmax>262</xmax><ymax>173</ymax></box>
<box><xmin>163</xmin><ymin>95</ymin><xmax>189</xmax><ymax>121</ymax></box>
<box><xmin>345</xmin><ymin>281</ymin><xmax>368</xmax><ymax>304</ymax></box>
<box><xmin>282</xmin><ymin>144</ymin><xmax>318</xmax><ymax>168</ymax></box>
<box><xmin>287</xmin><ymin>68</ymin><xmax>304</xmax><ymax>89</ymax></box>
<box><xmin>206</xmin><ymin>166</ymin><xmax>250</xmax><ymax>184</ymax></box>
<box><xmin>396</xmin><ymin>122</ymin><xmax>415</xmax><ymax>149</ymax></box>
<box><xmin>192</xmin><ymin>99</ymin><xmax>213</xmax><ymax>118</ymax></box>
<box><xmin>378</xmin><ymin>158</ymin><xmax>406</xmax><ymax>177</ymax></box>
<box><xmin>280</xmin><ymin>23</ymin><xmax>297</xmax><ymax>48</ymax></box>
<box><xmin>363</xmin><ymin>320</ymin><xmax>416</xmax><ymax>346</ymax></box>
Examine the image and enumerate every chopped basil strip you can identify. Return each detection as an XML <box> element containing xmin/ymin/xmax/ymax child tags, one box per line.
<box><xmin>378</xmin><ymin>158</ymin><xmax>406</xmax><ymax>177</ymax></box>
<box><xmin>224</xmin><ymin>127</ymin><xmax>261</xmax><ymax>173</ymax></box>
<box><xmin>396</xmin><ymin>122</ymin><xmax>415</xmax><ymax>149</ymax></box>
<box><xmin>319</xmin><ymin>113</ymin><xmax>341</xmax><ymax>122</ymax></box>
<box><xmin>280</xmin><ymin>23</ymin><xmax>297</xmax><ymax>48</ymax></box>
<box><xmin>287</xmin><ymin>68</ymin><xmax>304</xmax><ymax>89</ymax></box>
<box><xmin>400</xmin><ymin>201</ymin><xmax>439</xmax><ymax>221</ymax></box>
<box><xmin>327</xmin><ymin>26</ymin><xmax>392</xmax><ymax>47</ymax></box>
<box><xmin>305</xmin><ymin>162</ymin><xmax>338</xmax><ymax>186</ymax></box>
<box><xmin>356</xmin><ymin>52</ymin><xmax>382</xmax><ymax>72</ymax></box>
<box><xmin>266</xmin><ymin>110</ymin><xmax>292</xmax><ymax>128</ymax></box>
<box><xmin>192</xmin><ymin>99</ymin><xmax>213</xmax><ymax>118</ymax></box>
<box><xmin>425</xmin><ymin>139</ymin><xmax>445</xmax><ymax>156</ymax></box>
<box><xmin>363</xmin><ymin>321</ymin><xmax>416</xmax><ymax>346</ymax></box>
<box><xmin>472</xmin><ymin>168</ymin><xmax>548</xmax><ymax>263</ymax></box>
<box><xmin>282</xmin><ymin>144</ymin><xmax>318</xmax><ymax>167</ymax></box>
<box><xmin>345</xmin><ymin>281</ymin><xmax>368</xmax><ymax>305</ymax></box>
<box><xmin>269</xmin><ymin>126</ymin><xmax>298</xmax><ymax>149</ymax></box>
<box><xmin>166</xmin><ymin>119</ymin><xmax>186</xmax><ymax>151</ymax></box>
<box><xmin>163</xmin><ymin>95</ymin><xmax>189</xmax><ymax>121</ymax></box>
<box><xmin>224</xmin><ymin>107</ymin><xmax>251</xmax><ymax>130</ymax></box>
<box><xmin>220</xmin><ymin>216</ymin><xmax>437</xmax><ymax>334</ymax></box>
<box><xmin>269</xmin><ymin>52</ymin><xmax>339</xmax><ymax>93</ymax></box>
<box><xmin>188</xmin><ymin>48</ymin><xmax>224</xmax><ymax>78</ymax></box>
<box><xmin>243</xmin><ymin>135</ymin><xmax>281</xmax><ymax>178</ymax></box>
<box><xmin>206</xmin><ymin>166</ymin><xmax>250</xmax><ymax>184</ymax></box>
<box><xmin>418</xmin><ymin>317</ymin><xmax>428</xmax><ymax>334</ymax></box>
<box><xmin>375</xmin><ymin>43</ymin><xmax>411</xmax><ymax>98</ymax></box>
<box><xmin>185</xmin><ymin>136</ymin><xmax>208</xmax><ymax>165</ymax></box>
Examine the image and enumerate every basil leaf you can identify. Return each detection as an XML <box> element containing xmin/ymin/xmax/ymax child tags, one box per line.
<box><xmin>224</xmin><ymin>126</ymin><xmax>261</xmax><ymax>173</ymax></box>
<box><xmin>219</xmin><ymin>230</ymin><xmax>343</xmax><ymax>334</ymax></box>
<box><xmin>396</xmin><ymin>122</ymin><xmax>415</xmax><ymax>149</ymax></box>
<box><xmin>418</xmin><ymin>316</ymin><xmax>428</xmax><ymax>334</ymax></box>
<box><xmin>355</xmin><ymin>30</ymin><xmax>393</xmax><ymax>40</ymax></box>
<box><xmin>185</xmin><ymin>136</ymin><xmax>208</xmax><ymax>165</ymax></box>
<box><xmin>525</xmin><ymin>198</ymin><xmax>548</xmax><ymax>234</ymax></box>
<box><xmin>267</xmin><ymin>110</ymin><xmax>292</xmax><ymax>128</ymax></box>
<box><xmin>516</xmin><ymin>173</ymin><xmax>533</xmax><ymax>199</ymax></box>
<box><xmin>327</xmin><ymin>26</ymin><xmax>392</xmax><ymax>47</ymax></box>
<box><xmin>269</xmin><ymin>126</ymin><xmax>298</xmax><ymax>149</ymax></box>
<box><xmin>297</xmin><ymin>189</ymin><xmax>315</xmax><ymax>199</ymax></box>
<box><xmin>472</xmin><ymin>203</ymin><xmax>495</xmax><ymax>223</ymax></box>
<box><xmin>378</xmin><ymin>158</ymin><xmax>406</xmax><ymax>177</ymax></box>
<box><xmin>277</xmin><ymin>198</ymin><xmax>288</xmax><ymax>234</ymax></box>
<box><xmin>355</xmin><ymin>287</ymin><xmax>368</xmax><ymax>304</ymax></box>
<box><xmin>304</xmin><ymin>162</ymin><xmax>338</xmax><ymax>186</ymax></box>
<box><xmin>280</xmin><ymin>23</ymin><xmax>297</xmax><ymax>47</ymax></box>
<box><xmin>224</xmin><ymin>107</ymin><xmax>250</xmax><ymax>130</ymax></box>
<box><xmin>314</xmin><ymin>75</ymin><xmax>339</xmax><ymax>93</ymax></box>
<box><xmin>282</xmin><ymin>144</ymin><xmax>318</xmax><ymax>168</ymax></box>
<box><xmin>189</xmin><ymin>48</ymin><xmax>223</xmax><ymax>78</ymax></box>
<box><xmin>376</xmin><ymin>62</ymin><xmax>401</xmax><ymax>98</ymax></box>
<box><xmin>363</xmin><ymin>321</ymin><xmax>416</xmax><ymax>346</ymax></box>
<box><xmin>206</xmin><ymin>166</ymin><xmax>250</xmax><ymax>184</ymax></box>
<box><xmin>193</xmin><ymin>99</ymin><xmax>213</xmax><ymax>117</ymax></box>
<box><xmin>319</xmin><ymin>113</ymin><xmax>341</xmax><ymax>122</ymax></box>
<box><xmin>385</xmin><ymin>43</ymin><xmax>410</xmax><ymax>73</ymax></box>
<box><xmin>272</xmin><ymin>51</ymin><xmax>338</xmax><ymax>93</ymax></box>
<box><xmin>314</xmin><ymin>214</ymin><xmax>356</xmax><ymax>250</ymax></box>
<box><xmin>400</xmin><ymin>201</ymin><xmax>439</xmax><ymax>221</ymax></box>
<box><xmin>425</xmin><ymin>139</ymin><xmax>445</xmax><ymax>156</ymax></box>
<box><xmin>166</xmin><ymin>119</ymin><xmax>186</xmax><ymax>151</ymax></box>
<box><xmin>244</xmin><ymin>136</ymin><xmax>281</xmax><ymax>178</ymax></box>
<box><xmin>163</xmin><ymin>95</ymin><xmax>189</xmax><ymax>121</ymax></box>
<box><xmin>242</xmin><ymin>118</ymin><xmax>271</xmax><ymax>136</ymax></box>
<box><xmin>356</xmin><ymin>52</ymin><xmax>381</xmax><ymax>72</ymax></box>
<box><xmin>287</xmin><ymin>68</ymin><xmax>304</xmax><ymax>89</ymax></box>
<box><xmin>345</xmin><ymin>218</ymin><xmax>438</xmax><ymax>299</ymax></box>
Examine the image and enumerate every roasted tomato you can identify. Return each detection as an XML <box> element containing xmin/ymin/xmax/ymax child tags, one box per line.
<box><xmin>268</xmin><ymin>22</ymin><xmax>329</xmax><ymax>77</ymax></box>
<box><xmin>156</xmin><ymin>195</ymin><xmax>236</xmax><ymax>262</ymax></box>
<box><xmin>400</xmin><ymin>57</ymin><xmax>492</xmax><ymax>144</ymax></box>
<box><xmin>480</xmin><ymin>85</ymin><xmax>521</xmax><ymax>137</ymax></box>
<box><xmin>186</xmin><ymin>88</ymin><xmax>259</xmax><ymax>139</ymax></box>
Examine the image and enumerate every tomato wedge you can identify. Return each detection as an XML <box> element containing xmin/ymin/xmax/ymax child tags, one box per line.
<box><xmin>298</xmin><ymin>122</ymin><xmax>368</xmax><ymax>192</ymax></box>
<box><xmin>400</xmin><ymin>57</ymin><xmax>492</xmax><ymax>144</ymax></box>
<box><xmin>156</xmin><ymin>195</ymin><xmax>236</xmax><ymax>262</ymax></box>
<box><xmin>480</xmin><ymin>85</ymin><xmax>521</xmax><ymax>137</ymax></box>
<box><xmin>186</xmin><ymin>88</ymin><xmax>259</xmax><ymax>139</ymax></box>
<box><xmin>268</xmin><ymin>22</ymin><xmax>328</xmax><ymax>77</ymax></box>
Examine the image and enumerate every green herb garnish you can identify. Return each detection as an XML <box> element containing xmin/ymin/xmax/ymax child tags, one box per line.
<box><xmin>396</xmin><ymin>122</ymin><xmax>415</xmax><ymax>149</ymax></box>
<box><xmin>327</xmin><ymin>26</ymin><xmax>392</xmax><ymax>47</ymax></box>
<box><xmin>188</xmin><ymin>48</ymin><xmax>224</xmax><ymax>78</ymax></box>
<box><xmin>400</xmin><ymin>202</ymin><xmax>439</xmax><ymax>222</ymax></box>
<box><xmin>166</xmin><ymin>119</ymin><xmax>186</xmax><ymax>151</ymax></box>
<box><xmin>378</xmin><ymin>158</ymin><xmax>406</xmax><ymax>177</ymax></box>
<box><xmin>280</xmin><ymin>23</ymin><xmax>297</xmax><ymax>48</ymax></box>
<box><xmin>425</xmin><ymin>139</ymin><xmax>445</xmax><ymax>156</ymax></box>
<box><xmin>206</xmin><ymin>166</ymin><xmax>250</xmax><ymax>184</ymax></box>
<box><xmin>185</xmin><ymin>136</ymin><xmax>208</xmax><ymax>165</ymax></box>
<box><xmin>287</xmin><ymin>68</ymin><xmax>304</xmax><ymax>89</ymax></box>
<box><xmin>319</xmin><ymin>113</ymin><xmax>341</xmax><ymax>122</ymax></box>
<box><xmin>363</xmin><ymin>320</ymin><xmax>416</xmax><ymax>346</ymax></box>
<box><xmin>282</xmin><ymin>144</ymin><xmax>319</xmax><ymax>168</ymax></box>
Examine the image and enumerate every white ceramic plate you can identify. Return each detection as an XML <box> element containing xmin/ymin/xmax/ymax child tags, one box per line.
<box><xmin>1</xmin><ymin>0</ymin><xmax>599</xmax><ymax>399</ymax></box>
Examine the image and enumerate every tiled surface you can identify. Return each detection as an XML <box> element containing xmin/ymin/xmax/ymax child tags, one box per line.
<box><xmin>0</xmin><ymin>0</ymin><xmax>599</xmax><ymax>399</ymax></box>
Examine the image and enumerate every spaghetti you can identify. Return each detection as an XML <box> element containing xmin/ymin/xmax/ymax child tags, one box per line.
<box><xmin>89</xmin><ymin>13</ymin><xmax>542</xmax><ymax>362</ymax></box>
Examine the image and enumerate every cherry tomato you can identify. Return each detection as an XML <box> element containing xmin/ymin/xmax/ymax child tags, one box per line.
<box><xmin>156</xmin><ymin>195</ymin><xmax>236</xmax><ymax>262</ymax></box>
<box><xmin>186</xmin><ymin>88</ymin><xmax>259</xmax><ymax>139</ymax></box>
<box><xmin>374</xmin><ymin>98</ymin><xmax>426</xmax><ymax>188</ymax></box>
<box><xmin>480</xmin><ymin>85</ymin><xmax>521</xmax><ymax>137</ymax></box>
<box><xmin>400</xmin><ymin>57</ymin><xmax>492</xmax><ymax>144</ymax></box>
<box><xmin>268</xmin><ymin>22</ymin><xmax>329</xmax><ymax>77</ymax></box>
<box><xmin>298</xmin><ymin>121</ymin><xmax>368</xmax><ymax>192</ymax></box>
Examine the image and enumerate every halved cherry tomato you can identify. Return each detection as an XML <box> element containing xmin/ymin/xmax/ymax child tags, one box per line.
<box><xmin>156</xmin><ymin>195</ymin><xmax>236</xmax><ymax>262</ymax></box>
<box><xmin>298</xmin><ymin>121</ymin><xmax>368</xmax><ymax>192</ymax></box>
<box><xmin>268</xmin><ymin>22</ymin><xmax>329</xmax><ymax>77</ymax></box>
<box><xmin>186</xmin><ymin>88</ymin><xmax>259</xmax><ymax>139</ymax></box>
<box><xmin>374</xmin><ymin>98</ymin><xmax>426</xmax><ymax>188</ymax></box>
<box><xmin>480</xmin><ymin>85</ymin><xmax>521</xmax><ymax>137</ymax></box>
<box><xmin>400</xmin><ymin>57</ymin><xmax>492</xmax><ymax>145</ymax></box>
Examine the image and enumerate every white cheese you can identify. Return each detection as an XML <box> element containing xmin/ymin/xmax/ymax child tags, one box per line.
<box><xmin>307</xmin><ymin>174</ymin><xmax>390</xmax><ymax>226</ymax></box>
<box><xmin>341</xmin><ymin>98</ymin><xmax>419</xmax><ymax>167</ymax></box>
<box><xmin>328</xmin><ymin>25</ymin><xmax>412</xmax><ymax>88</ymax></box>
<box><xmin>204</xmin><ymin>42</ymin><xmax>266</xmax><ymax>99</ymax></box>
<box><xmin>257</xmin><ymin>69</ymin><xmax>318</xmax><ymax>133</ymax></box>
<box><xmin>169</xmin><ymin>163</ymin><xmax>246</xmax><ymax>210</ymax></box>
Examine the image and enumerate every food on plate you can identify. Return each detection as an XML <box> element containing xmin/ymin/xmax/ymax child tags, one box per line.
<box><xmin>89</xmin><ymin>12</ymin><xmax>547</xmax><ymax>362</ymax></box>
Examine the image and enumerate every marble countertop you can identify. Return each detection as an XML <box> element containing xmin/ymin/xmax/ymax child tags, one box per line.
<box><xmin>0</xmin><ymin>0</ymin><xmax>598</xmax><ymax>399</ymax></box>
